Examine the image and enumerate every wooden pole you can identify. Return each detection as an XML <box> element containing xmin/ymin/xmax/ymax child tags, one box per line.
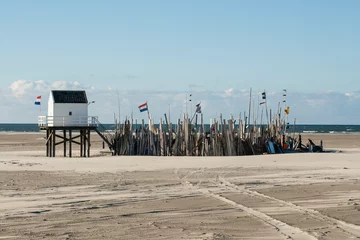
<box><xmin>159</xmin><ymin>118</ymin><xmax>164</xmax><ymax>156</ymax></box>
<box><xmin>248</xmin><ymin>88</ymin><xmax>252</xmax><ymax>139</ymax></box>
<box><xmin>52</xmin><ymin>129</ymin><xmax>56</xmax><ymax>157</ymax></box>
<box><xmin>146</xmin><ymin>102</ymin><xmax>151</xmax><ymax>120</ymax></box>
<box><xmin>201</xmin><ymin>113</ymin><xmax>205</xmax><ymax>156</ymax></box>
<box><xmin>83</xmin><ymin>130</ymin><xmax>87</xmax><ymax>157</ymax></box>
<box><xmin>63</xmin><ymin>130</ymin><xmax>66</xmax><ymax>157</ymax></box>
<box><xmin>80</xmin><ymin>129</ymin><xmax>83</xmax><ymax>157</ymax></box>
<box><xmin>264</xmin><ymin>90</ymin><xmax>269</xmax><ymax>128</ymax></box>
<box><xmin>184</xmin><ymin>117</ymin><xmax>189</xmax><ymax>156</ymax></box>
<box><xmin>292</xmin><ymin>118</ymin><xmax>297</xmax><ymax>141</ymax></box>
<box><xmin>69</xmin><ymin>130</ymin><xmax>72</xmax><ymax>158</ymax></box>
<box><xmin>87</xmin><ymin>129</ymin><xmax>91</xmax><ymax>157</ymax></box>
<box><xmin>46</xmin><ymin>129</ymin><xmax>49</xmax><ymax>157</ymax></box>
<box><xmin>49</xmin><ymin>130</ymin><xmax>52</xmax><ymax>157</ymax></box>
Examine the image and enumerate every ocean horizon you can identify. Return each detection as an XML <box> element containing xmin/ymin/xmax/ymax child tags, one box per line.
<box><xmin>0</xmin><ymin>123</ymin><xmax>360</xmax><ymax>134</ymax></box>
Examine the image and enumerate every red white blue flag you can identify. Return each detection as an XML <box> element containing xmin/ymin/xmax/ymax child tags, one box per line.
<box><xmin>34</xmin><ymin>96</ymin><xmax>41</xmax><ymax>105</ymax></box>
<box><xmin>138</xmin><ymin>102</ymin><xmax>148</xmax><ymax>112</ymax></box>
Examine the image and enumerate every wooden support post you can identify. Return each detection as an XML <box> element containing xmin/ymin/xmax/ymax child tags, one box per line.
<box><xmin>83</xmin><ymin>130</ymin><xmax>87</xmax><ymax>157</ymax></box>
<box><xmin>69</xmin><ymin>130</ymin><xmax>72</xmax><ymax>158</ymax></box>
<box><xmin>63</xmin><ymin>130</ymin><xmax>66</xmax><ymax>157</ymax></box>
<box><xmin>49</xmin><ymin>130</ymin><xmax>52</xmax><ymax>157</ymax></box>
<box><xmin>159</xmin><ymin>118</ymin><xmax>164</xmax><ymax>156</ymax></box>
<box><xmin>201</xmin><ymin>113</ymin><xmax>205</xmax><ymax>156</ymax></box>
<box><xmin>80</xmin><ymin>129</ymin><xmax>83</xmax><ymax>157</ymax></box>
<box><xmin>52</xmin><ymin>129</ymin><xmax>56</xmax><ymax>157</ymax></box>
<box><xmin>87</xmin><ymin>129</ymin><xmax>91</xmax><ymax>157</ymax></box>
<box><xmin>214</xmin><ymin>120</ymin><xmax>218</xmax><ymax>156</ymax></box>
<box><xmin>46</xmin><ymin>129</ymin><xmax>49</xmax><ymax>157</ymax></box>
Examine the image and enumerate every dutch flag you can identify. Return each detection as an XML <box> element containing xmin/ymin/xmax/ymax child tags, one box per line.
<box><xmin>34</xmin><ymin>96</ymin><xmax>41</xmax><ymax>105</ymax></box>
<box><xmin>138</xmin><ymin>102</ymin><xmax>148</xmax><ymax>112</ymax></box>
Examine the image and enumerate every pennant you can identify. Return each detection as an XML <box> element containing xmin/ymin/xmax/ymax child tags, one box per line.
<box><xmin>261</xmin><ymin>92</ymin><xmax>266</xmax><ymax>100</ymax></box>
<box><xmin>195</xmin><ymin>102</ymin><xmax>201</xmax><ymax>113</ymax></box>
<box><xmin>34</xmin><ymin>96</ymin><xmax>41</xmax><ymax>105</ymax></box>
<box><xmin>284</xmin><ymin>106</ymin><xmax>290</xmax><ymax>115</ymax></box>
<box><xmin>138</xmin><ymin>102</ymin><xmax>148</xmax><ymax>112</ymax></box>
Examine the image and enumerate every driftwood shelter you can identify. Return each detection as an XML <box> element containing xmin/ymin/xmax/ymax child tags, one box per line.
<box><xmin>38</xmin><ymin>90</ymin><xmax>110</xmax><ymax>157</ymax></box>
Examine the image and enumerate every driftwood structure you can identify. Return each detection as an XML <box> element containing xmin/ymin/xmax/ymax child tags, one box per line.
<box><xmin>101</xmin><ymin>89</ymin><xmax>323</xmax><ymax>156</ymax></box>
<box><xmin>104</xmin><ymin>112</ymin><xmax>291</xmax><ymax>156</ymax></box>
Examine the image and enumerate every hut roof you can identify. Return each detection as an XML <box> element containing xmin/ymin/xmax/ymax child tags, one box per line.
<box><xmin>51</xmin><ymin>90</ymin><xmax>88</xmax><ymax>104</ymax></box>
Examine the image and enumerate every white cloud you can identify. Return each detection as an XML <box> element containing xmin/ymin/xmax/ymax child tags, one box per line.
<box><xmin>8</xmin><ymin>80</ymin><xmax>36</xmax><ymax>98</ymax></box>
<box><xmin>345</xmin><ymin>91</ymin><xmax>360</xmax><ymax>99</ymax></box>
<box><xmin>224</xmin><ymin>88</ymin><xmax>234</xmax><ymax>97</ymax></box>
<box><xmin>8</xmin><ymin>79</ymin><xmax>93</xmax><ymax>99</ymax></box>
<box><xmin>50</xmin><ymin>81</ymin><xmax>86</xmax><ymax>90</ymax></box>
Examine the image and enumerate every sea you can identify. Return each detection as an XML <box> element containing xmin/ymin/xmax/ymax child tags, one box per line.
<box><xmin>0</xmin><ymin>123</ymin><xmax>360</xmax><ymax>134</ymax></box>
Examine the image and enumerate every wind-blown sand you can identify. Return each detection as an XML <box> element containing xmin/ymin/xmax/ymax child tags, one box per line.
<box><xmin>0</xmin><ymin>133</ymin><xmax>360</xmax><ymax>239</ymax></box>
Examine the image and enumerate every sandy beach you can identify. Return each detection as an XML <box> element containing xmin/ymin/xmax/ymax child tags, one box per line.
<box><xmin>1</xmin><ymin>133</ymin><xmax>360</xmax><ymax>239</ymax></box>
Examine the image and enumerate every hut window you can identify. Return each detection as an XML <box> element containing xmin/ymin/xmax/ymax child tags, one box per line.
<box><xmin>69</xmin><ymin>111</ymin><xmax>72</xmax><ymax>116</ymax></box>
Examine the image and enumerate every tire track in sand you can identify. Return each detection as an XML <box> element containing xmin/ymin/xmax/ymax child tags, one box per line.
<box><xmin>218</xmin><ymin>176</ymin><xmax>360</xmax><ymax>239</ymax></box>
<box><xmin>177</xmin><ymin>170</ymin><xmax>317</xmax><ymax>240</ymax></box>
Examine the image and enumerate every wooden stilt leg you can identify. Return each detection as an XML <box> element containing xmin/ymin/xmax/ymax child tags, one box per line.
<box><xmin>46</xmin><ymin>129</ymin><xmax>49</xmax><ymax>157</ymax></box>
<box><xmin>87</xmin><ymin>129</ymin><xmax>90</xmax><ymax>157</ymax></box>
<box><xmin>49</xmin><ymin>130</ymin><xmax>52</xmax><ymax>157</ymax></box>
<box><xmin>80</xmin><ymin>130</ymin><xmax>83</xmax><ymax>157</ymax></box>
<box><xmin>52</xmin><ymin>129</ymin><xmax>56</xmax><ymax>157</ymax></box>
<box><xmin>83</xmin><ymin>130</ymin><xmax>87</xmax><ymax>158</ymax></box>
<box><xmin>63</xmin><ymin>130</ymin><xmax>66</xmax><ymax>157</ymax></box>
<box><xmin>69</xmin><ymin>130</ymin><xmax>72</xmax><ymax>158</ymax></box>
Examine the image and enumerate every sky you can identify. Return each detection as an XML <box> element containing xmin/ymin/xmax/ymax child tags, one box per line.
<box><xmin>0</xmin><ymin>1</ymin><xmax>359</xmax><ymax>124</ymax></box>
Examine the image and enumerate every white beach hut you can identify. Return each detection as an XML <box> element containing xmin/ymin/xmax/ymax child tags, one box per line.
<box><xmin>39</xmin><ymin>90</ymin><xmax>96</xmax><ymax>127</ymax></box>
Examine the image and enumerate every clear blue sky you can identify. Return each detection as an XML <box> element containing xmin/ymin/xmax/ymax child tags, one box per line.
<box><xmin>1</xmin><ymin>0</ymin><xmax>359</xmax><ymax>92</ymax></box>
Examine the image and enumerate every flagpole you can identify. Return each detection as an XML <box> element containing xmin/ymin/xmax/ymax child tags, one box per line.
<box><xmin>256</xmin><ymin>89</ymin><xmax>260</xmax><ymax>126</ymax></box>
<box><xmin>117</xmin><ymin>89</ymin><xmax>121</xmax><ymax>126</ymax></box>
<box><xmin>190</xmin><ymin>102</ymin><xmax>201</xmax><ymax>123</ymax></box>
<box><xmin>247</xmin><ymin>88</ymin><xmax>252</xmax><ymax>139</ymax></box>
<box><xmin>190</xmin><ymin>111</ymin><xmax>196</xmax><ymax>123</ymax></box>
<box><xmin>283</xmin><ymin>89</ymin><xmax>287</xmax><ymax>135</ymax></box>
<box><xmin>146</xmin><ymin>101</ymin><xmax>150</xmax><ymax>120</ymax></box>
<box><xmin>264</xmin><ymin>90</ymin><xmax>269</xmax><ymax>128</ymax></box>
<box><xmin>185</xmin><ymin>94</ymin><xmax>188</xmax><ymax>120</ymax></box>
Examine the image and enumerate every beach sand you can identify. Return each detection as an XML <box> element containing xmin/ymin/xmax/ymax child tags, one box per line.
<box><xmin>1</xmin><ymin>133</ymin><xmax>360</xmax><ymax>239</ymax></box>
